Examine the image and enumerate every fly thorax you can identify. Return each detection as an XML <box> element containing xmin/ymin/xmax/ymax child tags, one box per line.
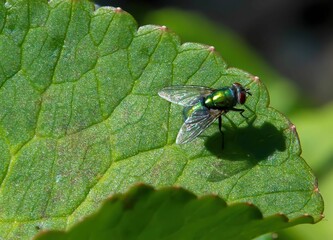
<box><xmin>204</xmin><ymin>88</ymin><xmax>236</xmax><ymax>109</ymax></box>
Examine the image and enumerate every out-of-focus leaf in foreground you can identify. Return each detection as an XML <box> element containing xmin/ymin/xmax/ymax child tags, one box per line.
<box><xmin>0</xmin><ymin>0</ymin><xmax>323</xmax><ymax>239</ymax></box>
<box><xmin>35</xmin><ymin>185</ymin><xmax>314</xmax><ymax>240</ymax></box>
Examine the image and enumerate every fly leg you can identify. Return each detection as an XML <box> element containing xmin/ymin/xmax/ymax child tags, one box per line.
<box><xmin>231</xmin><ymin>108</ymin><xmax>248</xmax><ymax>119</ymax></box>
<box><xmin>218</xmin><ymin>116</ymin><xmax>224</xmax><ymax>149</ymax></box>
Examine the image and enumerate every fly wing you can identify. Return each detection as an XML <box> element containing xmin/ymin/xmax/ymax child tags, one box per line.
<box><xmin>176</xmin><ymin>108</ymin><xmax>223</xmax><ymax>144</ymax></box>
<box><xmin>158</xmin><ymin>85</ymin><xmax>214</xmax><ymax>106</ymax></box>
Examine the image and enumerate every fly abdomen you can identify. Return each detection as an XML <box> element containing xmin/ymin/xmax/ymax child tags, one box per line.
<box><xmin>183</xmin><ymin>100</ymin><xmax>207</xmax><ymax>120</ymax></box>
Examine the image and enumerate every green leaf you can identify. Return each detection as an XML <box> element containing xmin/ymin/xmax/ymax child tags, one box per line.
<box><xmin>35</xmin><ymin>184</ymin><xmax>314</xmax><ymax>240</ymax></box>
<box><xmin>0</xmin><ymin>0</ymin><xmax>323</xmax><ymax>239</ymax></box>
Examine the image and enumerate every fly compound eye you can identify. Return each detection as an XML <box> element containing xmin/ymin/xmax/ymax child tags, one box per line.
<box><xmin>232</xmin><ymin>82</ymin><xmax>247</xmax><ymax>104</ymax></box>
<box><xmin>238</xmin><ymin>91</ymin><xmax>246</xmax><ymax>104</ymax></box>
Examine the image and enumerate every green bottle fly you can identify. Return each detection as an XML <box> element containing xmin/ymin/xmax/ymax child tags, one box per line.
<box><xmin>158</xmin><ymin>82</ymin><xmax>251</xmax><ymax>146</ymax></box>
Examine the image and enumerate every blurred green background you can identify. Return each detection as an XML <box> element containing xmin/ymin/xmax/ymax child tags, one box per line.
<box><xmin>99</xmin><ymin>1</ymin><xmax>333</xmax><ymax>239</ymax></box>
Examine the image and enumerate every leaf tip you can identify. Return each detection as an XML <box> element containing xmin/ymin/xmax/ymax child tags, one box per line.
<box><xmin>289</xmin><ymin>123</ymin><xmax>296</xmax><ymax>131</ymax></box>
<box><xmin>115</xmin><ymin>7</ymin><xmax>123</xmax><ymax>13</ymax></box>
<box><xmin>313</xmin><ymin>184</ymin><xmax>319</xmax><ymax>193</ymax></box>
<box><xmin>159</xmin><ymin>25</ymin><xmax>168</xmax><ymax>31</ymax></box>
<box><xmin>208</xmin><ymin>46</ymin><xmax>215</xmax><ymax>52</ymax></box>
<box><xmin>251</xmin><ymin>75</ymin><xmax>260</xmax><ymax>83</ymax></box>
<box><xmin>288</xmin><ymin>123</ymin><xmax>301</xmax><ymax>142</ymax></box>
<box><xmin>244</xmin><ymin>201</ymin><xmax>254</xmax><ymax>207</ymax></box>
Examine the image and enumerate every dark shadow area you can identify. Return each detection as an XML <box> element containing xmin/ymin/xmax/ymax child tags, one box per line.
<box><xmin>204</xmin><ymin>121</ymin><xmax>286</xmax><ymax>182</ymax></box>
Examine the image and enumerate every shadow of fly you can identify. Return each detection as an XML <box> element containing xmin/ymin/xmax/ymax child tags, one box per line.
<box><xmin>158</xmin><ymin>82</ymin><xmax>252</xmax><ymax>148</ymax></box>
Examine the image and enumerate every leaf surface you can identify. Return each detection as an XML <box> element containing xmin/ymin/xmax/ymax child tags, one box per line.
<box><xmin>0</xmin><ymin>0</ymin><xmax>323</xmax><ymax>239</ymax></box>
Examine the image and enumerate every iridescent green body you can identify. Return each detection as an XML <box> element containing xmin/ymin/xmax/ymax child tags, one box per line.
<box><xmin>204</xmin><ymin>87</ymin><xmax>236</xmax><ymax>109</ymax></box>
<box><xmin>184</xmin><ymin>87</ymin><xmax>236</xmax><ymax>119</ymax></box>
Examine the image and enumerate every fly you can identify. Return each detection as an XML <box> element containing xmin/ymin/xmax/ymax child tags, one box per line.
<box><xmin>158</xmin><ymin>82</ymin><xmax>252</xmax><ymax>147</ymax></box>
